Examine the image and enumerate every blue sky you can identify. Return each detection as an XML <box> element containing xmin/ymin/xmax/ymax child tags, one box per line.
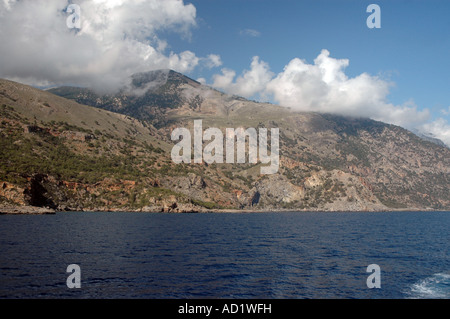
<box><xmin>179</xmin><ymin>0</ymin><xmax>450</xmax><ymax>122</ymax></box>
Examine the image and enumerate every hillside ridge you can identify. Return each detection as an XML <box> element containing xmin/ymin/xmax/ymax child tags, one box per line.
<box><xmin>1</xmin><ymin>74</ymin><xmax>449</xmax><ymax>212</ymax></box>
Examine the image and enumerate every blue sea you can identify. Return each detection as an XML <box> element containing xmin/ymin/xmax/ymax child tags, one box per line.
<box><xmin>0</xmin><ymin>211</ymin><xmax>449</xmax><ymax>299</ymax></box>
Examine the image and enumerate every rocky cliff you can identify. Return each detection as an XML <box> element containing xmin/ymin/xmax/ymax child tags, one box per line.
<box><xmin>1</xmin><ymin>72</ymin><xmax>448</xmax><ymax>212</ymax></box>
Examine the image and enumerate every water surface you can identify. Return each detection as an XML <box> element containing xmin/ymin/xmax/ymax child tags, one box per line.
<box><xmin>0</xmin><ymin>211</ymin><xmax>449</xmax><ymax>299</ymax></box>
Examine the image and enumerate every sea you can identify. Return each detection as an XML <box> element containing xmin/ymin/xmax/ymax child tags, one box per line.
<box><xmin>0</xmin><ymin>211</ymin><xmax>449</xmax><ymax>299</ymax></box>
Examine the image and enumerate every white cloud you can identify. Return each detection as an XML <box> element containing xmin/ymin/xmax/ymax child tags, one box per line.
<box><xmin>203</xmin><ymin>54</ymin><xmax>223</xmax><ymax>69</ymax></box>
<box><xmin>441</xmin><ymin>106</ymin><xmax>450</xmax><ymax>116</ymax></box>
<box><xmin>168</xmin><ymin>50</ymin><xmax>199</xmax><ymax>73</ymax></box>
<box><xmin>0</xmin><ymin>0</ymin><xmax>219</xmax><ymax>92</ymax></box>
<box><xmin>209</xmin><ymin>49</ymin><xmax>449</xmax><ymax>146</ymax></box>
<box><xmin>419</xmin><ymin>118</ymin><xmax>450</xmax><ymax>147</ymax></box>
<box><xmin>265</xmin><ymin>50</ymin><xmax>432</xmax><ymax>129</ymax></box>
<box><xmin>1</xmin><ymin>0</ymin><xmax>14</xmax><ymax>11</ymax></box>
<box><xmin>240</xmin><ymin>29</ymin><xmax>261</xmax><ymax>37</ymax></box>
<box><xmin>212</xmin><ymin>68</ymin><xmax>236</xmax><ymax>91</ymax></box>
<box><xmin>212</xmin><ymin>56</ymin><xmax>273</xmax><ymax>98</ymax></box>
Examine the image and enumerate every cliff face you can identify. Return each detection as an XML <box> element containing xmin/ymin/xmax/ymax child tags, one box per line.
<box><xmin>1</xmin><ymin>73</ymin><xmax>449</xmax><ymax>212</ymax></box>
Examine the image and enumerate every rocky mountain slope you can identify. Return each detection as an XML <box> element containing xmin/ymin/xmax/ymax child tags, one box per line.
<box><xmin>1</xmin><ymin>71</ymin><xmax>449</xmax><ymax>212</ymax></box>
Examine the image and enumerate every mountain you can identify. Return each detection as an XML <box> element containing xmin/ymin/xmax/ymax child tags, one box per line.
<box><xmin>410</xmin><ymin>128</ymin><xmax>448</xmax><ymax>148</ymax></box>
<box><xmin>48</xmin><ymin>70</ymin><xmax>204</xmax><ymax>129</ymax></box>
<box><xmin>1</xmin><ymin>71</ymin><xmax>449</xmax><ymax>212</ymax></box>
<box><xmin>0</xmin><ymin>77</ymin><xmax>197</xmax><ymax>212</ymax></box>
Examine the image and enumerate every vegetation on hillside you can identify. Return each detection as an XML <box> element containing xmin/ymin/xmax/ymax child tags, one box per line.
<box><xmin>2</xmin><ymin>72</ymin><xmax>449</xmax><ymax>211</ymax></box>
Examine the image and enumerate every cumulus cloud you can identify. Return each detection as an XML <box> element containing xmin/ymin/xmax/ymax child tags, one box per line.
<box><xmin>212</xmin><ymin>56</ymin><xmax>273</xmax><ymax>98</ymax></box>
<box><xmin>203</xmin><ymin>54</ymin><xmax>223</xmax><ymax>69</ymax></box>
<box><xmin>264</xmin><ymin>50</ymin><xmax>430</xmax><ymax>127</ymax></box>
<box><xmin>419</xmin><ymin>118</ymin><xmax>450</xmax><ymax>147</ymax></box>
<box><xmin>0</xmin><ymin>0</ymin><xmax>220</xmax><ymax>92</ymax></box>
<box><xmin>196</xmin><ymin>77</ymin><xmax>207</xmax><ymax>85</ymax></box>
<box><xmin>209</xmin><ymin>49</ymin><xmax>450</xmax><ymax>146</ymax></box>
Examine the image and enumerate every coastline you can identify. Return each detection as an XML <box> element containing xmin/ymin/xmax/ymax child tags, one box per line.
<box><xmin>0</xmin><ymin>206</ymin><xmax>56</xmax><ymax>215</ymax></box>
<box><xmin>1</xmin><ymin>205</ymin><xmax>448</xmax><ymax>215</ymax></box>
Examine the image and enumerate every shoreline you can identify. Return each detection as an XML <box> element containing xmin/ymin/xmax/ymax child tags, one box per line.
<box><xmin>1</xmin><ymin>205</ymin><xmax>448</xmax><ymax>215</ymax></box>
<box><xmin>0</xmin><ymin>206</ymin><xmax>56</xmax><ymax>215</ymax></box>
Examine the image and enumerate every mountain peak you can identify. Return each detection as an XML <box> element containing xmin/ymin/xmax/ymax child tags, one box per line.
<box><xmin>130</xmin><ymin>69</ymin><xmax>201</xmax><ymax>90</ymax></box>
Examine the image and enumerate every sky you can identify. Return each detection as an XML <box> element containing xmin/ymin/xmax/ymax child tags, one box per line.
<box><xmin>0</xmin><ymin>0</ymin><xmax>449</xmax><ymax>145</ymax></box>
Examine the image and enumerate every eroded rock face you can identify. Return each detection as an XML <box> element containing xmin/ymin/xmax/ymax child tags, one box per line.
<box><xmin>254</xmin><ymin>174</ymin><xmax>304</xmax><ymax>206</ymax></box>
<box><xmin>23</xmin><ymin>174</ymin><xmax>57</xmax><ymax>209</ymax></box>
<box><xmin>0</xmin><ymin>182</ymin><xmax>26</xmax><ymax>205</ymax></box>
<box><xmin>0</xmin><ymin>173</ymin><xmax>206</xmax><ymax>213</ymax></box>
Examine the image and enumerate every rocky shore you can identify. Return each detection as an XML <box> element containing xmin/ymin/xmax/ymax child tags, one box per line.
<box><xmin>1</xmin><ymin>204</ymin><xmax>441</xmax><ymax>215</ymax></box>
<box><xmin>0</xmin><ymin>206</ymin><xmax>56</xmax><ymax>215</ymax></box>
